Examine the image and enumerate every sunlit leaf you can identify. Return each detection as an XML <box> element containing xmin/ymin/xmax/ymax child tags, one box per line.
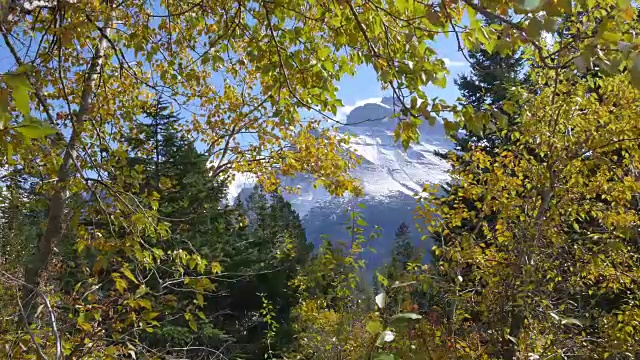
<box><xmin>375</xmin><ymin>292</ymin><xmax>386</xmax><ymax>309</ymax></box>
<box><xmin>390</xmin><ymin>312</ymin><xmax>423</xmax><ymax>325</ymax></box>
<box><xmin>376</xmin><ymin>330</ymin><xmax>395</xmax><ymax>346</ymax></box>
<box><xmin>515</xmin><ymin>0</ymin><xmax>547</xmax><ymax>12</ymax></box>
<box><xmin>366</xmin><ymin>320</ymin><xmax>383</xmax><ymax>335</ymax></box>
<box><xmin>373</xmin><ymin>353</ymin><xmax>396</xmax><ymax>360</ymax></box>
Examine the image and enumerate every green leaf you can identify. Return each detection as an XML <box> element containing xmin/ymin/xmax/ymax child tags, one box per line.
<box><xmin>561</xmin><ymin>317</ymin><xmax>583</xmax><ymax>326</ymax></box>
<box><xmin>467</xmin><ymin>117</ymin><xmax>482</xmax><ymax>135</ymax></box>
<box><xmin>376</xmin><ymin>272</ymin><xmax>389</xmax><ymax>287</ymax></box>
<box><xmin>13</xmin><ymin>86</ymin><xmax>29</xmax><ymax>116</ymax></box>
<box><xmin>15</xmin><ymin>120</ymin><xmax>57</xmax><ymax>138</ymax></box>
<box><xmin>143</xmin><ymin>312</ymin><xmax>160</xmax><ymax>320</ymax></box>
<box><xmin>374</xmin><ymin>353</ymin><xmax>396</xmax><ymax>360</ymax></box>
<box><xmin>366</xmin><ymin>320</ymin><xmax>383</xmax><ymax>335</ymax></box>
<box><xmin>390</xmin><ymin>312</ymin><xmax>423</xmax><ymax>325</ymax></box>
<box><xmin>121</xmin><ymin>267</ymin><xmax>139</xmax><ymax>284</ymax></box>
<box><xmin>618</xmin><ymin>0</ymin><xmax>631</xmax><ymax>9</ymax></box>
<box><xmin>433</xmin><ymin>74</ymin><xmax>447</xmax><ymax>88</ymax></box>
<box><xmin>557</xmin><ymin>0</ymin><xmax>572</xmax><ymax>12</ymax></box>
<box><xmin>515</xmin><ymin>0</ymin><xmax>547</xmax><ymax>12</ymax></box>
<box><xmin>486</xmin><ymin>38</ymin><xmax>497</xmax><ymax>54</ymax></box>
<box><xmin>14</xmin><ymin>64</ymin><xmax>35</xmax><ymax>74</ymax></box>
<box><xmin>4</xmin><ymin>74</ymin><xmax>32</xmax><ymax>116</ymax></box>
<box><xmin>317</xmin><ymin>46</ymin><xmax>331</xmax><ymax>59</ymax></box>
<box><xmin>0</xmin><ymin>89</ymin><xmax>9</xmax><ymax>127</ymax></box>
<box><xmin>380</xmin><ymin>70</ymin><xmax>392</xmax><ymax>83</ymax></box>
<box><xmin>526</xmin><ymin>17</ymin><xmax>543</xmax><ymax>39</ymax></box>
<box><xmin>322</xmin><ymin>59</ymin><xmax>333</xmax><ymax>72</ymax></box>
<box><xmin>542</xmin><ymin>17</ymin><xmax>558</xmax><ymax>32</ymax></box>
<box><xmin>5</xmin><ymin>73</ymin><xmax>32</xmax><ymax>89</ymax></box>
<box><xmin>467</xmin><ymin>6</ymin><xmax>478</xmax><ymax>28</ymax></box>
<box><xmin>137</xmin><ymin>298</ymin><xmax>152</xmax><ymax>310</ymax></box>
<box><xmin>211</xmin><ymin>261</ymin><xmax>222</xmax><ymax>274</ymax></box>
<box><xmin>134</xmin><ymin>286</ymin><xmax>149</xmax><ymax>298</ymax></box>
<box><xmin>114</xmin><ymin>277</ymin><xmax>127</xmax><ymax>294</ymax></box>
<box><xmin>188</xmin><ymin>318</ymin><xmax>198</xmax><ymax>331</ymax></box>
<box><xmin>356</xmin><ymin>218</ymin><xmax>368</xmax><ymax>227</ymax></box>
<box><xmin>601</xmin><ymin>32</ymin><xmax>622</xmax><ymax>42</ymax></box>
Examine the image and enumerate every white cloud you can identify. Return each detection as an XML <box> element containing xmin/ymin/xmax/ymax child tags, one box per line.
<box><xmin>335</xmin><ymin>97</ymin><xmax>383</xmax><ymax>122</ymax></box>
<box><xmin>442</xmin><ymin>58</ymin><xmax>468</xmax><ymax>68</ymax></box>
<box><xmin>226</xmin><ymin>172</ymin><xmax>256</xmax><ymax>202</ymax></box>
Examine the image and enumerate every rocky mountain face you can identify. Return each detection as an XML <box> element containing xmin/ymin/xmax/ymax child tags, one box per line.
<box><xmin>230</xmin><ymin>96</ymin><xmax>453</xmax><ymax>272</ymax></box>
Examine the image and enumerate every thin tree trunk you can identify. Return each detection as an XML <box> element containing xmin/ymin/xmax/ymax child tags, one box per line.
<box><xmin>503</xmin><ymin>311</ymin><xmax>524</xmax><ymax>360</ymax></box>
<box><xmin>21</xmin><ymin>24</ymin><xmax>112</xmax><ymax>323</ymax></box>
<box><xmin>503</xmin><ymin>184</ymin><xmax>553</xmax><ymax>359</ymax></box>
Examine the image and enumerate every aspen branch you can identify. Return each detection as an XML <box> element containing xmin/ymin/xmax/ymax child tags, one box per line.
<box><xmin>21</xmin><ymin>15</ymin><xmax>113</xmax><ymax>323</ymax></box>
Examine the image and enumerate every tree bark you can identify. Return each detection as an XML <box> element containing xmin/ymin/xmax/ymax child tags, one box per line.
<box><xmin>503</xmin><ymin>311</ymin><xmax>525</xmax><ymax>360</ymax></box>
<box><xmin>503</xmin><ymin>181</ymin><xmax>554</xmax><ymax>359</ymax></box>
<box><xmin>21</xmin><ymin>24</ymin><xmax>111</xmax><ymax>323</ymax></box>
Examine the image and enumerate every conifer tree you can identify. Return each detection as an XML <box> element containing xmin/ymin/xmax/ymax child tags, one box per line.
<box><xmin>441</xmin><ymin>18</ymin><xmax>527</xmax><ymax>158</ymax></box>
<box><xmin>384</xmin><ymin>222</ymin><xmax>416</xmax><ymax>283</ymax></box>
<box><xmin>222</xmin><ymin>187</ymin><xmax>312</xmax><ymax>357</ymax></box>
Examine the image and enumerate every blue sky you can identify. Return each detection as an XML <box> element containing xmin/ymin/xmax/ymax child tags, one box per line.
<box><xmin>332</xmin><ymin>34</ymin><xmax>468</xmax><ymax>122</ymax></box>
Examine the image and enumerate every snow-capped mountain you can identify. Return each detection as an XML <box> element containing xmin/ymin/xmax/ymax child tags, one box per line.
<box><xmin>230</xmin><ymin>96</ymin><xmax>453</xmax><ymax>270</ymax></box>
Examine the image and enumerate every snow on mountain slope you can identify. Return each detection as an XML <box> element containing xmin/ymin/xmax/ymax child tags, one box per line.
<box><xmin>229</xmin><ymin>96</ymin><xmax>453</xmax><ymax>269</ymax></box>
<box><xmin>230</xmin><ymin>96</ymin><xmax>451</xmax><ymax>212</ymax></box>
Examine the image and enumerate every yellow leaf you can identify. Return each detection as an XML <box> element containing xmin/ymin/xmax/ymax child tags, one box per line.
<box><xmin>113</xmin><ymin>276</ymin><xmax>127</xmax><ymax>294</ymax></box>
<box><xmin>137</xmin><ymin>298</ymin><xmax>152</xmax><ymax>310</ymax></box>
<box><xmin>143</xmin><ymin>312</ymin><xmax>160</xmax><ymax>320</ymax></box>
<box><xmin>211</xmin><ymin>261</ymin><xmax>222</xmax><ymax>274</ymax></box>
<box><xmin>121</xmin><ymin>267</ymin><xmax>139</xmax><ymax>284</ymax></box>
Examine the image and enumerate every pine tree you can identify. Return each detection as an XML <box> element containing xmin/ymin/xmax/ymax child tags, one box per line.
<box><xmin>0</xmin><ymin>169</ymin><xmax>44</xmax><ymax>270</ymax></box>
<box><xmin>385</xmin><ymin>222</ymin><xmax>416</xmax><ymax>283</ymax></box>
<box><xmin>376</xmin><ymin>222</ymin><xmax>420</xmax><ymax>316</ymax></box>
<box><xmin>433</xmin><ymin>19</ymin><xmax>529</xmax><ymax>247</ymax></box>
<box><xmin>223</xmin><ymin>187</ymin><xmax>312</xmax><ymax>357</ymax></box>
<box><xmin>54</xmin><ymin>100</ymin><xmax>237</xmax><ymax>357</ymax></box>
<box><xmin>442</xmin><ymin>18</ymin><xmax>527</xmax><ymax>158</ymax></box>
<box><xmin>129</xmin><ymin>97</ymin><xmax>182</xmax><ymax>187</ymax></box>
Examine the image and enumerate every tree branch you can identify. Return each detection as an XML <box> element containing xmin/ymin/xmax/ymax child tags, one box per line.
<box><xmin>22</xmin><ymin>14</ymin><xmax>113</xmax><ymax>324</ymax></box>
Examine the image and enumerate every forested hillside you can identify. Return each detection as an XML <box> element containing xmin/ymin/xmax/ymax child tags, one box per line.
<box><xmin>2</xmin><ymin>0</ymin><xmax>640</xmax><ymax>359</ymax></box>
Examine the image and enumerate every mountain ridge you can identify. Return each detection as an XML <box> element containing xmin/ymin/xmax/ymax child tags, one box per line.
<box><xmin>229</xmin><ymin>97</ymin><xmax>453</xmax><ymax>269</ymax></box>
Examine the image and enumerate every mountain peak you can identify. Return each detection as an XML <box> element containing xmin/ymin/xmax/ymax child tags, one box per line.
<box><xmin>345</xmin><ymin>101</ymin><xmax>393</xmax><ymax>126</ymax></box>
<box><xmin>344</xmin><ymin>96</ymin><xmax>405</xmax><ymax>126</ymax></box>
<box><xmin>380</xmin><ymin>95</ymin><xmax>402</xmax><ymax>109</ymax></box>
